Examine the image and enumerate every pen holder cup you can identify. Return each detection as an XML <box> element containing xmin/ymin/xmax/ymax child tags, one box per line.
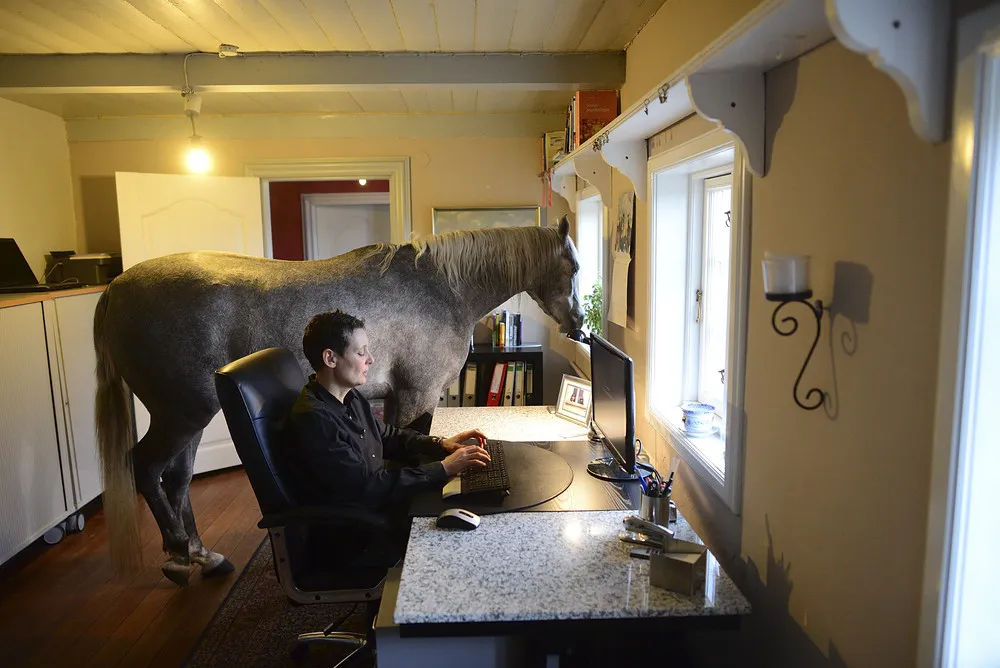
<box><xmin>639</xmin><ymin>493</ymin><xmax>676</xmax><ymax>526</ymax></box>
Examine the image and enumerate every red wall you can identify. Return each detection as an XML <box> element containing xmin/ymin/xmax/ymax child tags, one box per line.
<box><xmin>269</xmin><ymin>180</ymin><xmax>390</xmax><ymax>260</ymax></box>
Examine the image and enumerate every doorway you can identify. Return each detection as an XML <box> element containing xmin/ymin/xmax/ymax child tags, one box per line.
<box><xmin>266</xmin><ymin>179</ymin><xmax>390</xmax><ymax>260</ymax></box>
<box><xmin>302</xmin><ymin>192</ymin><xmax>391</xmax><ymax>260</ymax></box>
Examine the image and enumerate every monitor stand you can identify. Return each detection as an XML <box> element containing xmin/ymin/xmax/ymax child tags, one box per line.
<box><xmin>586</xmin><ymin>457</ymin><xmax>642</xmax><ymax>482</ymax></box>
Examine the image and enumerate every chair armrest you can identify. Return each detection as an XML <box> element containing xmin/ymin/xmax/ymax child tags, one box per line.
<box><xmin>258</xmin><ymin>506</ymin><xmax>390</xmax><ymax>532</ymax></box>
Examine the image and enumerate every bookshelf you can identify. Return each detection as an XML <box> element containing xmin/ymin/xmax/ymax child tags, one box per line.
<box><xmin>550</xmin><ymin>0</ymin><xmax>947</xmax><ymax>208</ymax></box>
<box><xmin>465</xmin><ymin>344</ymin><xmax>543</xmax><ymax>407</ymax></box>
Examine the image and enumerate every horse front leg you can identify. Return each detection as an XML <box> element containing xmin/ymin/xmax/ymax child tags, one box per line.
<box><xmin>132</xmin><ymin>419</ymin><xmax>197</xmax><ymax>586</ymax></box>
<box><xmin>162</xmin><ymin>432</ymin><xmax>234</xmax><ymax>580</ymax></box>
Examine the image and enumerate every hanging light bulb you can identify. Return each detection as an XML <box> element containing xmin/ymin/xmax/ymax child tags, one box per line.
<box><xmin>182</xmin><ymin>90</ymin><xmax>212</xmax><ymax>174</ymax></box>
<box><xmin>186</xmin><ymin>135</ymin><xmax>212</xmax><ymax>173</ymax></box>
<box><xmin>358</xmin><ymin>178</ymin><xmax>367</xmax><ymax>186</ymax></box>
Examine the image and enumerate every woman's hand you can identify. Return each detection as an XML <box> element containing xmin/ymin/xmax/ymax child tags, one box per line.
<box><xmin>441</xmin><ymin>428</ymin><xmax>487</xmax><ymax>453</ymax></box>
<box><xmin>441</xmin><ymin>445</ymin><xmax>491</xmax><ymax>477</ymax></box>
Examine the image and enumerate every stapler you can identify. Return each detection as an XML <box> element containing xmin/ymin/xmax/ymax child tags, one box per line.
<box><xmin>623</xmin><ymin>515</ymin><xmax>675</xmax><ymax>546</ymax></box>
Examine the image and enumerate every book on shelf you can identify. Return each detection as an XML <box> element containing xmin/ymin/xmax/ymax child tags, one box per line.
<box><xmin>489</xmin><ymin>310</ymin><xmax>523</xmax><ymax>347</ymax></box>
<box><xmin>543</xmin><ymin>130</ymin><xmax>565</xmax><ymax>171</ymax></box>
<box><xmin>563</xmin><ymin>90</ymin><xmax>620</xmax><ymax>151</ymax></box>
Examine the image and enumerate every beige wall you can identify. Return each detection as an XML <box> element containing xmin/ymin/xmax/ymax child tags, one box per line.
<box><xmin>0</xmin><ymin>98</ymin><xmax>77</xmax><ymax>279</ymax></box>
<box><xmin>620</xmin><ymin>0</ymin><xmax>762</xmax><ymax>108</ymax></box>
<box><xmin>614</xmin><ymin>19</ymin><xmax>950</xmax><ymax>668</ymax></box>
<box><xmin>69</xmin><ymin>135</ymin><xmax>558</xmax><ymax>253</ymax></box>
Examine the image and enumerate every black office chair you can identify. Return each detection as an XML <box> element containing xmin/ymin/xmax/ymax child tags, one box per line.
<box><xmin>214</xmin><ymin>347</ymin><xmax>388</xmax><ymax>666</ymax></box>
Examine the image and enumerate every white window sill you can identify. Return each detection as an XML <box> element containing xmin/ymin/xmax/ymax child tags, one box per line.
<box><xmin>648</xmin><ymin>406</ymin><xmax>726</xmax><ymax>483</ymax></box>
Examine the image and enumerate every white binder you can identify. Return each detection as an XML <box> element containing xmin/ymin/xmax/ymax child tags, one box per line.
<box><xmin>513</xmin><ymin>361</ymin><xmax>525</xmax><ymax>406</ymax></box>
<box><xmin>446</xmin><ymin>379</ymin><xmax>460</xmax><ymax>407</ymax></box>
<box><xmin>502</xmin><ymin>361</ymin><xmax>516</xmax><ymax>405</ymax></box>
<box><xmin>462</xmin><ymin>363</ymin><xmax>477</xmax><ymax>406</ymax></box>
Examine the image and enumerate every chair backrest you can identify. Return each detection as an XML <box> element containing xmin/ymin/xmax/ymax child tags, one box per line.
<box><xmin>214</xmin><ymin>347</ymin><xmax>306</xmax><ymax>515</ymax></box>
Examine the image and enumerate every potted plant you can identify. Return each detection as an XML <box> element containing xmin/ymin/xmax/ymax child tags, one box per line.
<box><xmin>583</xmin><ymin>278</ymin><xmax>603</xmax><ymax>335</ymax></box>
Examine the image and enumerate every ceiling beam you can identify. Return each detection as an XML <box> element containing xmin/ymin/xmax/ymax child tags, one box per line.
<box><xmin>0</xmin><ymin>52</ymin><xmax>625</xmax><ymax>94</ymax></box>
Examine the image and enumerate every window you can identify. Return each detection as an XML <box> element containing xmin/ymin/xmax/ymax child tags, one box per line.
<box><xmin>647</xmin><ymin>131</ymin><xmax>750</xmax><ymax>512</ymax></box>
<box><xmin>576</xmin><ymin>188</ymin><xmax>605</xmax><ymax>335</ymax></box>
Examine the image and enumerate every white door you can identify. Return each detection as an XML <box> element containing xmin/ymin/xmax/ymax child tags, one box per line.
<box><xmin>302</xmin><ymin>193</ymin><xmax>391</xmax><ymax>260</ymax></box>
<box><xmin>116</xmin><ymin>172</ymin><xmax>264</xmax><ymax>474</ymax></box>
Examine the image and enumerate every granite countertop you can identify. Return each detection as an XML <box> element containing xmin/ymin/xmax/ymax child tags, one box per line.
<box><xmin>394</xmin><ymin>509</ymin><xmax>751</xmax><ymax>625</ymax></box>
<box><xmin>430</xmin><ymin>406</ymin><xmax>589</xmax><ymax>442</ymax></box>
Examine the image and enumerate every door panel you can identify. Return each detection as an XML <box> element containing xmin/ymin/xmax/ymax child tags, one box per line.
<box><xmin>116</xmin><ymin>172</ymin><xmax>264</xmax><ymax>474</ymax></box>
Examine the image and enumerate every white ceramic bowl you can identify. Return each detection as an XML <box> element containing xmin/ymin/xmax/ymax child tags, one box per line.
<box><xmin>681</xmin><ymin>402</ymin><xmax>715</xmax><ymax>434</ymax></box>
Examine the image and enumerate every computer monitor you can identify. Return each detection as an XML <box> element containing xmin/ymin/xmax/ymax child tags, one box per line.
<box><xmin>586</xmin><ymin>333</ymin><xmax>640</xmax><ymax>482</ymax></box>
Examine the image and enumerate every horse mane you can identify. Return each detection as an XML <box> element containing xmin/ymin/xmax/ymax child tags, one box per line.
<box><xmin>375</xmin><ymin>226</ymin><xmax>566</xmax><ymax>293</ymax></box>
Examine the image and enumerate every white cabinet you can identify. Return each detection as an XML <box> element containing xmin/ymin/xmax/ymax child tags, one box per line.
<box><xmin>0</xmin><ymin>302</ymin><xmax>70</xmax><ymax>565</ymax></box>
<box><xmin>44</xmin><ymin>292</ymin><xmax>103</xmax><ymax>508</ymax></box>
<box><xmin>0</xmin><ymin>290</ymin><xmax>103</xmax><ymax>565</ymax></box>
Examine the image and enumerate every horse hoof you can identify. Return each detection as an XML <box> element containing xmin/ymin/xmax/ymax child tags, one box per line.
<box><xmin>201</xmin><ymin>557</ymin><xmax>235</xmax><ymax>578</ymax></box>
<box><xmin>162</xmin><ymin>563</ymin><xmax>193</xmax><ymax>586</ymax></box>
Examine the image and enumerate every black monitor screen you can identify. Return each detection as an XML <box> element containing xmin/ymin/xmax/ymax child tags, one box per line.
<box><xmin>590</xmin><ymin>333</ymin><xmax>635</xmax><ymax>474</ymax></box>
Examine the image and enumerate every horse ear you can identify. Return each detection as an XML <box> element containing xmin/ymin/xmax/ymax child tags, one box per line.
<box><xmin>558</xmin><ymin>216</ymin><xmax>570</xmax><ymax>238</ymax></box>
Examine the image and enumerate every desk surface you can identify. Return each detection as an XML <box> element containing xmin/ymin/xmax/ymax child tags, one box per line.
<box><xmin>430</xmin><ymin>406</ymin><xmax>589</xmax><ymax>442</ymax></box>
<box><xmin>395</xmin><ymin>509</ymin><xmax>751</xmax><ymax>626</ymax></box>
<box><xmin>408</xmin><ymin>439</ymin><xmax>641</xmax><ymax>516</ymax></box>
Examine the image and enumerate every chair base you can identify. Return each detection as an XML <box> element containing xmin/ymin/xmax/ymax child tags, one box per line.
<box><xmin>291</xmin><ymin>632</ymin><xmax>369</xmax><ymax>668</ymax></box>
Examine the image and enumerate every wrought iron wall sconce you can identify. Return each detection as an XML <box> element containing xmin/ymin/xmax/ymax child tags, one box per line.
<box><xmin>763</xmin><ymin>252</ymin><xmax>828</xmax><ymax>411</ymax></box>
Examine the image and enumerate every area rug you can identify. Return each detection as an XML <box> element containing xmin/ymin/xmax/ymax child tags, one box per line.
<box><xmin>185</xmin><ymin>539</ymin><xmax>373</xmax><ymax>668</ymax></box>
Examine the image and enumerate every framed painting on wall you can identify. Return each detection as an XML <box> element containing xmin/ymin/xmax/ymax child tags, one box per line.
<box><xmin>431</xmin><ymin>206</ymin><xmax>541</xmax><ymax>235</ymax></box>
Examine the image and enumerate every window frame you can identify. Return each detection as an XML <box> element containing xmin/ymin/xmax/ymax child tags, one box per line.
<box><xmin>646</xmin><ymin>129</ymin><xmax>752</xmax><ymax>513</ymax></box>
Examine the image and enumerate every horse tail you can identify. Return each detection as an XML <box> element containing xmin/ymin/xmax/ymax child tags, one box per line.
<box><xmin>94</xmin><ymin>287</ymin><xmax>142</xmax><ymax>574</ymax></box>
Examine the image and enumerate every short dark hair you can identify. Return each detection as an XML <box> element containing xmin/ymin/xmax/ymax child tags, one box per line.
<box><xmin>302</xmin><ymin>310</ymin><xmax>365</xmax><ymax>371</ymax></box>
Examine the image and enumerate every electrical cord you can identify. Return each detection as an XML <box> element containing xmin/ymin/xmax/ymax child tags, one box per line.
<box><xmin>321</xmin><ymin>602</ymin><xmax>359</xmax><ymax>636</ymax></box>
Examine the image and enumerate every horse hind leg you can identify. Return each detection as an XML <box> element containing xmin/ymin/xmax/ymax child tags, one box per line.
<box><xmin>162</xmin><ymin>438</ymin><xmax>234</xmax><ymax>579</ymax></box>
<box><xmin>133</xmin><ymin>417</ymin><xmax>203</xmax><ymax>586</ymax></box>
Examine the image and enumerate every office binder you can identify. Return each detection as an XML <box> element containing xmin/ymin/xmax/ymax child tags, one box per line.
<box><xmin>438</xmin><ymin>391</ymin><xmax>446</xmax><ymax>407</ymax></box>
<box><xmin>446</xmin><ymin>379</ymin><xmax>460</xmax><ymax>407</ymax></box>
<box><xmin>525</xmin><ymin>364</ymin><xmax>534</xmax><ymax>404</ymax></box>
<box><xmin>502</xmin><ymin>361</ymin><xmax>516</xmax><ymax>405</ymax></box>
<box><xmin>486</xmin><ymin>362</ymin><xmax>506</xmax><ymax>406</ymax></box>
<box><xmin>462</xmin><ymin>363</ymin><xmax>477</xmax><ymax>406</ymax></box>
<box><xmin>513</xmin><ymin>361</ymin><xmax>525</xmax><ymax>406</ymax></box>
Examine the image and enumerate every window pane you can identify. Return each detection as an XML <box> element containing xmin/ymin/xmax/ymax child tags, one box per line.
<box><xmin>699</xmin><ymin>179</ymin><xmax>732</xmax><ymax>414</ymax></box>
<box><xmin>576</xmin><ymin>196</ymin><xmax>603</xmax><ymax>333</ymax></box>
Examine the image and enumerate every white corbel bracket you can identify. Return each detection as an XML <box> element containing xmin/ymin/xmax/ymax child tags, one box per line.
<box><xmin>573</xmin><ymin>151</ymin><xmax>614</xmax><ymax>207</ymax></box>
<box><xmin>826</xmin><ymin>0</ymin><xmax>948</xmax><ymax>143</ymax></box>
<box><xmin>686</xmin><ymin>71</ymin><xmax>766</xmax><ymax>176</ymax></box>
<box><xmin>601</xmin><ymin>139</ymin><xmax>648</xmax><ymax>201</ymax></box>
<box><xmin>554</xmin><ymin>171</ymin><xmax>577</xmax><ymax>213</ymax></box>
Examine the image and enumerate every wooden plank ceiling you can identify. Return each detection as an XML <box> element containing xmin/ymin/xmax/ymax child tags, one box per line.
<box><xmin>0</xmin><ymin>0</ymin><xmax>665</xmax><ymax>119</ymax></box>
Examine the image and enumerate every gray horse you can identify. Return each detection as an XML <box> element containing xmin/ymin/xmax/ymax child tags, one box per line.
<box><xmin>95</xmin><ymin>218</ymin><xmax>584</xmax><ymax>584</ymax></box>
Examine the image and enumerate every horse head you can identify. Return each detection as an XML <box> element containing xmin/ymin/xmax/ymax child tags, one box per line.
<box><xmin>527</xmin><ymin>216</ymin><xmax>585</xmax><ymax>336</ymax></box>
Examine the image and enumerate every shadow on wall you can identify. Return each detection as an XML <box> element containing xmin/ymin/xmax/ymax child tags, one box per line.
<box><xmin>80</xmin><ymin>176</ymin><xmax>121</xmax><ymax>253</ymax></box>
<box><xmin>824</xmin><ymin>261</ymin><xmax>875</xmax><ymax>420</ymax></box>
<box><xmin>765</xmin><ymin>59</ymin><xmax>799</xmax><ymax>173</ymax></box>
<box><xmin>682</xmin><ymin>516</ymin><xmax>849</xmax><ymax>668</ymax></box>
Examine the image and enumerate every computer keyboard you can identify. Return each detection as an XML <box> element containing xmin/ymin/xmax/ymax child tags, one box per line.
<box><xmin>461</xmin><ymin>439</ymin><xmax>511</xmax><ymax>494</ymax></box>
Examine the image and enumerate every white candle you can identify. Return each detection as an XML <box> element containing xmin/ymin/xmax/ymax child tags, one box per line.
<box><xmin>762</xmin><ymin>252</ymin><xmax>811</xmax><ymax>297</ymax></box>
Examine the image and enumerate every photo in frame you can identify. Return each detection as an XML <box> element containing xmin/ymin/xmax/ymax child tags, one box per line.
<box><xmin>432</xmin><ymin>206</ymin><xmax>541</xmax><ymax>235</ymax></box>
<box><xmin>555</xmin><ymin>374</ymin><xmax>593</xmax><ymax>426</ymax></box>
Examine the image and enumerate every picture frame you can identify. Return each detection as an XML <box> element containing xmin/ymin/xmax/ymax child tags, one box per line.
<box><xmin>555</xmin><ymin>374</ymin><xmax>593</xmax><ymax>426</ymax></box>
<box><xmin>432</xmin><ymin>206</ymin><xmax>541</xmax><ymax>235</ymax></box>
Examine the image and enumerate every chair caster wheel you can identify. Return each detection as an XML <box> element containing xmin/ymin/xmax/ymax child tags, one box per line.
<box><xmin>43</xmin><ymin>525</ymin><xmax>65</xmax><ymax>545</ymax></box>
<box><xmin>290</xmin><ymin>643</ymin><xmax>309</xmax><ymax>663</ymax></box>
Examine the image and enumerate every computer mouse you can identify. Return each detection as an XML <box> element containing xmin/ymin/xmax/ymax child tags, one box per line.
<box><xmin>435</xmin><ymin>508</ymin><xmax>481</xmax><ymax>530</ymax></box>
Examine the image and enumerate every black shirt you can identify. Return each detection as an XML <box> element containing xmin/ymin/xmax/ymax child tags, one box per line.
<box><xmin>282</xmin><ymin>376</ymin><xmax>449</xmax><ymax>509</ymax></box>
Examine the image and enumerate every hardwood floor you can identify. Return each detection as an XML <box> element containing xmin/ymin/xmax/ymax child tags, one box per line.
<box><xmin>0</xmin><ymin>468</ymin><xmax>265</xmax><ymax>668</ymax></box>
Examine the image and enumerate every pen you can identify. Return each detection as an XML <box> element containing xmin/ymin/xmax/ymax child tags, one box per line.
<box><xmin>639</xmin><ymin>474</ymin><xmax>649</xmax><ymax>495</ymax></box>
